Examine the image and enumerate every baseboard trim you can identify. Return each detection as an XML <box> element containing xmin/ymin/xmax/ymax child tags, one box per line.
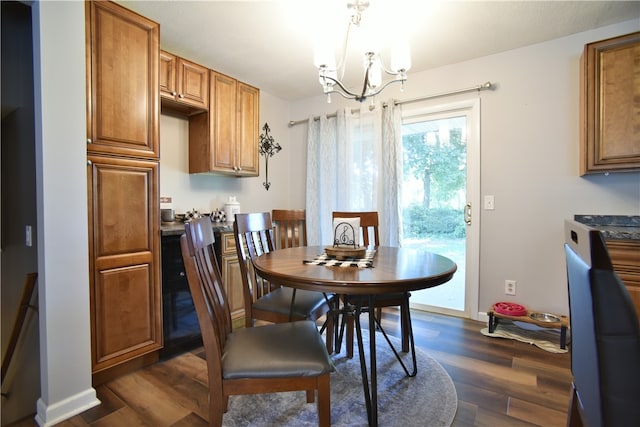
<box><xmin>35</xmin><ymin>388</ymin><xmax>100</xmax><ymax>427</ymax></box>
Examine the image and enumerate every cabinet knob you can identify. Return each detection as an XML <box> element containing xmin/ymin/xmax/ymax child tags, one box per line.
<box><xmin>178</xmin><ymin>93</ymin><xmax>184</xmax><ymax>99</ymax></box>
<box><xmin>87</xmin><ymin>138</ymin><xmax>92</xmax><ymax>144</ymax></box>
<box><xmin>87</xmin><ymin>160</ymin><xmax>93</xmax><ymax>166</ymax></box>
<box><xmin>171</xmin><ymin>91</ymin><xmax>177</xmax><ymax>96</ymax></box>
<box><xmin>179</xmin><ymin>271</ymin><xmax>185</xmax><ymax>277</ymax></box>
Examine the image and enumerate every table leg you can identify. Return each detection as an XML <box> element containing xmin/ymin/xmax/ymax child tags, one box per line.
<box><xmin>368</xmin><ymin>295</ymin><xmax>378</xmax><ymax>426</ymax></box>
<box><xmin>354</xmin><ymin>296</ymin><xmax>378</xmax><ymax>427</ymax></box>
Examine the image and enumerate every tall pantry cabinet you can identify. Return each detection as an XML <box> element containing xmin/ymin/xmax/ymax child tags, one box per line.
<box><xmin>85</xmin><ymin>1</ymin><xmax>162</xmax><ymax>382</ymax></box>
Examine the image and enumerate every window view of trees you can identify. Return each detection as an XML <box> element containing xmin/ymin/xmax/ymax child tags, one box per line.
<box><xmin>401</xmin><ymin>116</ymin><xmax>467</xmax><ymax>239</ymax></box>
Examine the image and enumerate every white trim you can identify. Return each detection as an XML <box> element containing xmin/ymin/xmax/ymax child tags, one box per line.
<box><xmin>401</xmin><ymin>98</ymin><xmax>481</xmax><ymax>320</ymax></box>
<box><xmin>35</xmin><ymin>389</ymin><xmax>100</xmax><ymax>427</ymax></box>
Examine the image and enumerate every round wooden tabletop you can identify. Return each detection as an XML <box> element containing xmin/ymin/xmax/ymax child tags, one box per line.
<box><xmin>252</xmin><ymin>246</ymin><xmax>458</xmax><ymax>295</ymax></box>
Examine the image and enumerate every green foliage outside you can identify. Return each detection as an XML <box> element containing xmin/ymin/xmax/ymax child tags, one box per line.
<box><xmin>403</xmin><ymin>205</ymin><xmax>466</xmax><ymax>238</ymax></box>
<box><xmin>402</xmin><ymin>127</ymin><xmax>466</xmax><ymax>209</ymax></box>
<box><xmin>401</xmin><ymin>122</ymin><xmax>467</xmax><ymax>239</ymax></box>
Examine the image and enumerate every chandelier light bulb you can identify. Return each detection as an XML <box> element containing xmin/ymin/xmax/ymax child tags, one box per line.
<box><xmin>391</xmin><ymin>43</ymin><xmax>411</xmax><ymax>73</ymax></box>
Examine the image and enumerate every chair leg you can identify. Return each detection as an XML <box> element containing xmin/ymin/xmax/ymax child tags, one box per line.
<box><xmin>210</xmin><ymin>393</ymin><xmax>226</xmax><ymax>427</ymax></box>
<box><xmin>401</xmin><ymin>298</ymin><xmax>410</xmax><ymax>353</ymax></box>
<box><xmin>346</xmin><ymin>311</ymin><xmax>354</xmax><ymax>358</ymax></box>
<box><xmin>306</xmin><ymin>389</ymin><xmax>315</xmax><ymax>403</ymax></box>
<box><xmin>324</xmin><ymin>303</ymin><xmax>335</xmax><ymax>354</ymax></box>
<box><xmin>317</xmin><ymin>374</ymin><xmax>331</xmax><ymax>427</ymax></box>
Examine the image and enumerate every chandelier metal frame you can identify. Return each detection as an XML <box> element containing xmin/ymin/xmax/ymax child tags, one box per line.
<box><xmin>316</xmin><ymin>0</ymin><xmax>410</xmax><ymax>103</ymax></box>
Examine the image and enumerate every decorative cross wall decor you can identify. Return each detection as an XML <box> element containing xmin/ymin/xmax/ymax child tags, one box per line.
<box><xmin>258</xmin><ymin>122</ymin><xmax>282</xmax><ymax>190</ymax></box>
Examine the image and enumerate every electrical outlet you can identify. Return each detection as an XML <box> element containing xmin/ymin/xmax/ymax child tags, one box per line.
<box><xmin>505</xmin><ymin>280</ymin><xmax>516</xmax><ymax>295</ymax></box>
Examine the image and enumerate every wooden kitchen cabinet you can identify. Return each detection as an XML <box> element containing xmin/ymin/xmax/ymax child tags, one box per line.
<box><xmin>580</xmin><ymin>31</ymin><xmax>640</xmax><ymax>175</ymax></box>
<box><xmin>87</xmin><ymin>155</ymin><xmax>162</xmax><ymax>375</ymax></box>
<box><xmin>86</xmin><ymin>0</ymin><xmax>161</xmax><ymax>382</ymax></box>
<box><xmin>85</xmin><ymin>0</ymin><xmax>159</xmax><ymax>160</ymax></box>
<box><xmin>216</xmin><ymin>231</ymin><xmax>246</xmax><ymax>328</ymax></box>
<box><xmin>188</xmin><ymin>70</ymin><xmax>260</xmax><ymax>176</ymax></box>
<box><xmin>606</xmin><ymin>239</ymin><xmax>640</xmax><ymax>320</ymax></box>
<box><xmin>160</xmin><ymin>50</ymin><xmax>209</xmax><ymax>115</ymax></box>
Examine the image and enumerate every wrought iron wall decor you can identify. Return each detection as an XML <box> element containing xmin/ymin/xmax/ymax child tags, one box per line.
<box><xmin>258</xmin><ymin>122</ymin><xmax>282</xmax><ymax>190</ymax></box>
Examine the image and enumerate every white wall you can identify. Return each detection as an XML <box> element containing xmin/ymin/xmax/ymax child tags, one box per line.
<box><xmin>287</xmin><ymin>19</ymin><xmax>640</xmax><ymax>317</ymax></box>
<box><xmin>32</xmin><ymin>2</ymin><xmax>98</xmax><ymax>425</ymax></box>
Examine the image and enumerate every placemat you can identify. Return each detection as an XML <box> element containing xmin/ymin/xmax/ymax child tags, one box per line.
<box><xmin>303</xmin><ymin>250</ymin><xmax>376</xmax><ymax>268</ymax></box>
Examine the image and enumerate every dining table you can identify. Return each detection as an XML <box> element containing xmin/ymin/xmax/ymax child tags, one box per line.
<box><xmin>251</xmin><ymin>245</ymin><xmax>457</xmax><ymax>427</ymax></box>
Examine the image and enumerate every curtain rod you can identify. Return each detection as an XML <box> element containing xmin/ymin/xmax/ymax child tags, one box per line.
<box><xmin>287</xmin><ymin>81</ymin><xmax>493</xmax><ymax>127</ymax></box>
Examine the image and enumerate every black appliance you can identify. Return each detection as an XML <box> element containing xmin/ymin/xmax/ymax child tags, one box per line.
<box><xmin>160</xmin><ymin>234</ymin><xmax>202</xmax><ymax>358</ymax></box>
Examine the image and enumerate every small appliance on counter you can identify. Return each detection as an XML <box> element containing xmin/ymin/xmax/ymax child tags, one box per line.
<box><xmin>223</xmin><ymin>196</ymin><xmax>240</xmax><ymax>222</ymax></box>
<box><xmin>160</xmin><ymin>195</ymin><xmax>174</xmax><ymax>223</ymax></box>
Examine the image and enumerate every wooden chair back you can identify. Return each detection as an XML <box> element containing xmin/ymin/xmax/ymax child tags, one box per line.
<box><xmin>272</xmin><ymin>209</ymin><xmax>307</xmax><ymax>249</ymax></box>
<box><xmin>233</xmin><ymin>212</ymin><xmax>277</xmax><ymax>321</ymax></box>
<box><xmin>180</xmin><ymin>218</ymin><xmax>230</xmax><ymax>414</ymax></box>
<box><xmin>332</xmin><ymin>211</ymin><xmax>380</xmax><ymax>247</ymax></box>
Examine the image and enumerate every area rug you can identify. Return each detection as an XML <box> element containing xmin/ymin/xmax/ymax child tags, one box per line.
<box><xmin>221</xmin><ymin>334</ymin><xmax>458</xmax><ymax>426</ymax></box>
<box><xmin>481</xmin><ymin>319</ymin><xmax>569</xmax><ymax>353</ymax></box>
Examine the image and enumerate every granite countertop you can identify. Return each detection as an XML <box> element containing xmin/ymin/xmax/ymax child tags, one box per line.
<box><xmin>574</xmin><ymin>215</ymin><xmax>640</xmax><ymax>241</ymax></box>
<box><xmin>161</xmin><ymin>221</ymin><xmax>234</xmax><ymax>236</ymax></box>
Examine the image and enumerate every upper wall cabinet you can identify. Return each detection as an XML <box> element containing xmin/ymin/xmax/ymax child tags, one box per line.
<box><xmin>86</xmin><ymin>0</ymin><xmax>159</xmax><ymax>159</ymax></box>
<box><xmin>580</xmin><ymin>31</ymin><xmax>640</xmax><ymax>175</ymax></box>
<box><xmin>188</xmin><ymin>70</ymin><xmax>260</xmax><ymax>176</ymax></box>
<box><xmin>160</xmin><ymin>50</ymin><xmax>209</xmax><ymax>116</ymax></box>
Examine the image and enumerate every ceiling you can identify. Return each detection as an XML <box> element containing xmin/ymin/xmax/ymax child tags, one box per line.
<box><xmin>117</xmin><ymin>1</ymin><xmax>640</xmax><ymax>102</ymax></box>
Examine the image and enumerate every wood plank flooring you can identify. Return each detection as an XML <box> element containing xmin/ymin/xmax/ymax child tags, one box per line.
<box><xmin>9</xmin><ymin>310</ymin><xmax>572</xmax><ymax>426</ymax></box>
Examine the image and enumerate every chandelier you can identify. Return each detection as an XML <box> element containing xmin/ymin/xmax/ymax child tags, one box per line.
<box><xmin>313</xmin><ymin>0</ymin><xmax>411</xmax><ymax>104</ymax></box>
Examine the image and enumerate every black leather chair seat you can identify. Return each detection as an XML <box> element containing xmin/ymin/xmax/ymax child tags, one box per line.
<box><xmin>222</xmin><ymin>320</ymin><xmax>335</xmax><ymax>379</ymax></box>
<box><xmin>252</xmin><ymin>287</ymin><xmax>333</xmax><ymax>318</ymax></box>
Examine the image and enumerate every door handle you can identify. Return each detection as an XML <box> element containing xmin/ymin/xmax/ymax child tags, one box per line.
<box><xmin>464</xmin><ymin>202</ymin><xmax>472</xmax><ymax>225</ymax></box>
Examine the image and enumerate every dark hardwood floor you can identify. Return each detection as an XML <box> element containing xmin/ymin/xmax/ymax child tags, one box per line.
<box><xmin>10</xmin><ymin>310</ymin><xmax>572</xmax><ymax>426</ymax></box>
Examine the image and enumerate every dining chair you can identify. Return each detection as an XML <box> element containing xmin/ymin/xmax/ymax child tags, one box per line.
<box><xmin>332</xmin><ymin>211</ymin><xmax>412</xmax><ymax>359</ymax></box>
<box><xmin>564</xmin><ymin>220</ymin><xmax>640</xmax><ymax>427</ymax></box>
<box><xmin>180</xmin><ymin>217</ymin><xmax>334</xmax><ymax>427</ymax></box>
<box><xmin>233</xmin><ymin>212</ymin><xmax>337</xmax><ymax>352</ymax></box>
<box><xmin>272</xmin><ymin>209</ymin><xmax>307</xmax><ymax>249</ymax></box>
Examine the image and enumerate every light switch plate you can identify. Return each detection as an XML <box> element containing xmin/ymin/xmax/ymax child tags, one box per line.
<box><xmin>484</xmin><ymin>195</ymin><xmax>495</xmax><ymax>210</ymax></box>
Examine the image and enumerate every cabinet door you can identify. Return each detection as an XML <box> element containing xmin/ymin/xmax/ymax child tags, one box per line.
<box><xmin>211</xmin><ymin>71</ymin><xmax>237</xmax><ymax>173</ymax></box>
<box><xmin>580</xmin><ymin>32</ymin><xmax>640</xmax><ymax>174</ymax></box>
<box><xmin>159</xmin><ymin>50</ymin><xmax>177</xmax><ymax>101</ymax></box>
<box><xmin>87</xmin><ymin>155</ymin><xmax>162</xmax><ymax>373</ymax></box>
<box><xmin>236</xmin><ymin>82</ymin><xmax>260</xmax><ymax>176</ymax></box>
<box><xmin>86</xmin><ymin>1</ymin><xmax>159</xmax><ymax>159</ymax></box>
<box><xmin>177</xmin><ymin>58</ymin><xmax>209</xmax><ymax>110</ymax></box>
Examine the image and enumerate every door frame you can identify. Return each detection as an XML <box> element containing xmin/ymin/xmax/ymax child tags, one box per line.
<box><xmin>400</xmin><ymin>98</ymin><xmax>480</xmax><ymax>320</ymax></box>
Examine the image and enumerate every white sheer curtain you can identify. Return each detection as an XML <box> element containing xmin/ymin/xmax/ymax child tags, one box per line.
<box><xmin>306</xmin><ymin>101</ymin><xmax>402</xmax><ymax>246</ymax></box>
